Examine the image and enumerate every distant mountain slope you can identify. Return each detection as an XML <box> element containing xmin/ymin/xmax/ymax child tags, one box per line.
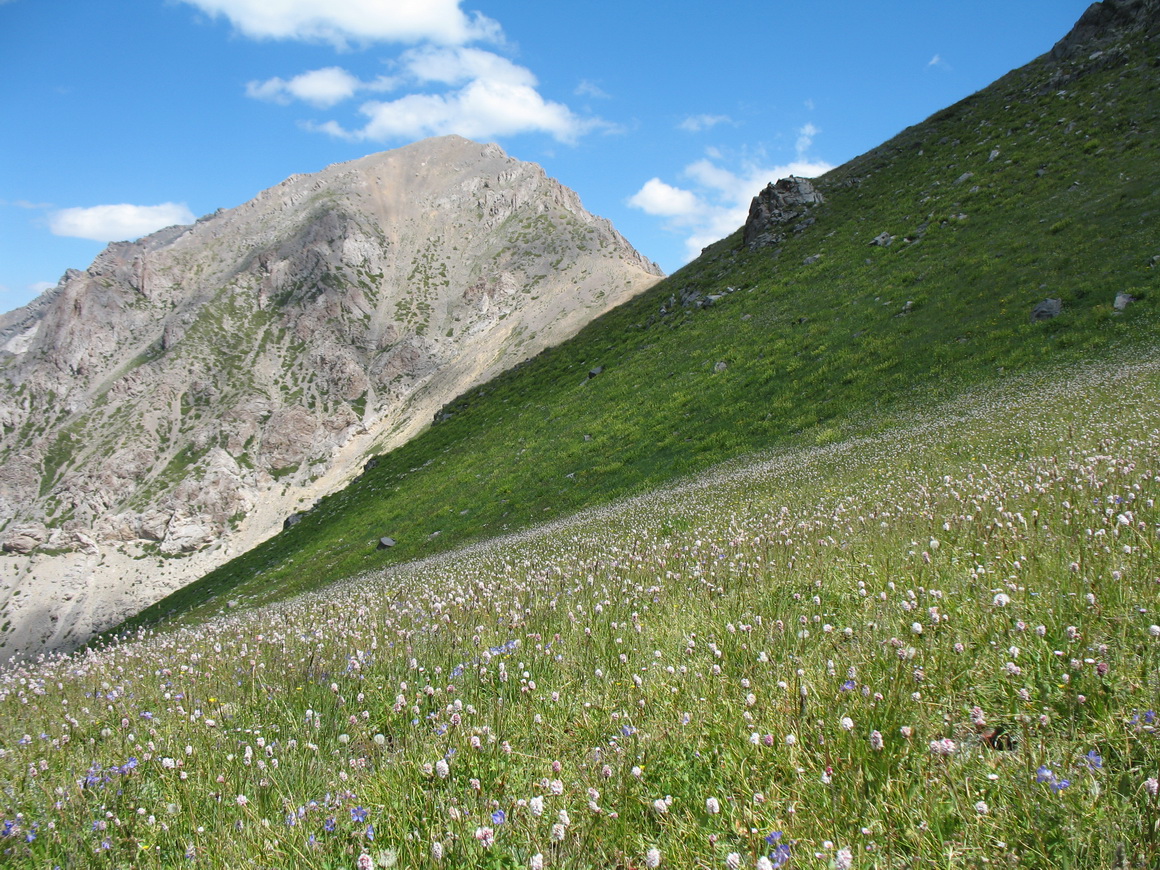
<box><xmin>0</xmin><ymin>136</ymin><xmax>661</xmax><ymax>658</ymax></box>
<box><xmin>112</xmin><ymin>0</ymin><xmax>1160</xmax><ymax>637</ymax></box>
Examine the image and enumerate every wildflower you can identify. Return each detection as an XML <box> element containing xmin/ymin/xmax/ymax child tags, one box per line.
<box><xmin>530</xmin><ymin>854</ymin><xmax>544</xmax><ymax>870</ymax></box>
<box><xmin>1082</xmin><ymin>750</ymin><xmax>1103</xmax><ymax>771</ymax></box>
<box><xmin>551</xmin><ymin>823</ymin><xmax>566</xmax><ymax>842</ymax></box>
<box><xmin>725</xmin><ymin>854</ymin><xmax>741</xmax><ymax>870</ymax></box>
<box><xmin>992</xmin><ymin>593</ymin><xmax>1010</xmax><ymax>607</ymax></box>
<box><xmin>834</xmin><ymin>846</ymin><xmax>853</xmax><ymax>869</ymax></box>
<box><xmin>869</xmin><ymin>730</ymin><xmax>884</xmax><ymax>751</ymax></box>
<box><xmin>706</xmin><ymin>797</ymin><xmax>720</xmax><ymax>814</ymax></box>
<box><xmin>645</xmin><ymin>847</ymin><xmax>661</xmax><ymax>868</ymax></box>
<box><xmin>491</xmin><ymin>809</ymin><xmax>506</xmax><ymax>825</ymax></box>
<box><xmin>435</xmin><ymin>758</ymin><xmax>449</xmax><ymax>778</ymax></box>
<box><xmin>351</xmin><ymin>806</ymin><xmax>368</xmax><ymax>824</ymax></box>
<box><xmin>1145</xmin><ymin>777</ymin><xmax>1158</xmax><ymax>796</ymax></box>
<box><xmin>840</xmin><ymin>717</ymin><xmax>854</xmax><ymax>731</ymax></box>
<box><xmin>530</xmin><ymin>796</ymin><xmax>544</xmax><ymax>817</ymax></box>
<box><xmin>474</xmin><ymin>826</ymin><xmax>494</xmax><ymax>848</ymax></box>
<box><xmin>785</xmin><ymin>734</ymin><xmax>797</xmax><ymax>746</ymax></box>
<box><xmin>974</xmin><ymin>801</ymin><xmax>989</xmax><ymax>814</ymax></box>
<box><xmin>431</xmin><ymin>841</ymin><xmax>443</xmax><ymax>862</ymax></box>
<box><xmin>929</xmin><ymin>738</ymin><xmax>956</xmax><ymax>757</ymax></box>
<box><xmin>358</xmin><ymin>854</ymin><xmax>374</xmax><ymax>870</ymax></box>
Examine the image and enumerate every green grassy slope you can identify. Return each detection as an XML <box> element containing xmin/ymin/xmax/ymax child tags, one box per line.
<box><xmin>118</xmin><ymin>21</ymin><xmax>1160</xmax><ymax>632</ymax></box>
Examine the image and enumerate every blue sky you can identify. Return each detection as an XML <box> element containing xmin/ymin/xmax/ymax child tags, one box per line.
<box><xmin>0</xmin><ymin>0</ymin><xmax>1092</xmax><ymax>314</ymax></box>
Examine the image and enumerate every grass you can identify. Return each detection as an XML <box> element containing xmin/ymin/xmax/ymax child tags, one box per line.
<box><xmin>2</xmin><ymin>356</ymin><xmax>1159</xmax><ymax>867</ymax></box>
<box><xmin>121</xmin><ymin>32</ymin><xmax>1160</xmax><ymax>631</ymax></box>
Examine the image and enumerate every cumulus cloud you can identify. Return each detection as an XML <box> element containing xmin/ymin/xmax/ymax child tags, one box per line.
<box><xmin>180</xmin><ymin>0</ymin><xmax>499</xmax><ymax>47</ymax></box>
<box><xmin>628</xmin><ymin>125</ymin><xmax>834</xmax><ymax>261</ymax></box>
<box><xmin>247</xmin><ymin>66</ymin><xmax>395</xmax><ymax>107</ymax></box>
<box><xmin>49</xmin><ymin>203</ymin><xmax>196</xmax><ymax>242</ymax></box>
<box><xmin>314</xmin><ymin>47</ymin><xmax>605</xmax><ymax>144</ymax></box>
<box><xmin>678</xmin><ymin>114</ymin><xmax>732</xmax><ymax>133</ymax></box>
<box><xmin>627</xmin><ymin>179</ymin><xmax>704</xmax><ymax>219</ymax></box>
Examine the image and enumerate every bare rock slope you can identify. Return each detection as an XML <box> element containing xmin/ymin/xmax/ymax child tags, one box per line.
<box><xmin>0</xmin><ymin>136</ymin><xmax>662</xmax><ymax>659</ymax></box>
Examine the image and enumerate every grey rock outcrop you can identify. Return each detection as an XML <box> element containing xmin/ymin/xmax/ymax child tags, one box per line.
<box><xmin>1050</xmin><ymin>0</ymin><xmax>1160</xmax><ymax>60</ymax></box>
<box><xmin>1031</xmin><ymin>299</ymin><xmax>1063</xmax><ymax>322</ymax></box>
<box><xmin>743</xmin><ymin>177</ymin><xmax>825</xmax><ymax>249</ymax></box>
<box><xmin>0</xmin><ymin>135</ymin><xmax>663</xmax><ymax>659</ymax></box>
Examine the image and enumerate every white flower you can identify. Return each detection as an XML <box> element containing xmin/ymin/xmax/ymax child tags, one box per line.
<box><xmin>835</xmin><ymin>847</ymin><xmax>853</xmax><ymax>870</ymax></box>
<box><xmin>652</xmin><ymin>798</ymin><xmax>669</xmax><ymax>814</ymax></box>
<box><xmin>785</xmin><ymin>734</ymin><xmax>797</xmax><ymax>746</ymax></box>
<box><xmin>974</xmin><ymin>800</ymin><xmax>989</xmax><ymax>814</ymax></box>
<box><xmin>645</xmin><ymin>848</ymin><xmax>661</xmax><ymax>868</ymax></box>
<box><xmin>530</xmin><ymin>854</ymin><xmax>544</xmax><ymax>870</ymax></box>
<box><xmin>705</xmin><ymin>797</ymin><xmax>720</xmax><ymax>814</ymax></box>
<box><xmin>725</xmin><ymin>853</ymin><xmax>741</xmax><ymax>870</ymax></box>
<box><xmin>530</xmin><ymin>796</ymin><xmax>544</xmax><ymax>817</ymax></box>
<box><xmin>992</xmin><ymin>593</ymin><xmax>1010</xmax><ymax>607</ymax></box>
<box><xmin>840</xmin><ymin>717</ymin><xmax>854</xmax><ymax>731</ymax></box>
<box><xmin>435</xmin><ymin>758</ymin><xmax>449</xmax><ymax>778</ymax></box>
<box><xmin>756</xmin><ymin>858</ymin><xmax>774</xmax><ymax>870</ymax></box>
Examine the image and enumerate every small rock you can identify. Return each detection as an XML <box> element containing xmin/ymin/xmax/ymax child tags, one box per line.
<box><xmin>740</xmin><ymin>313</ymin><xmax>752</xmax><ymax>321</ymax></box>
<box><xmin>2</xmin><ymin>524</ymin><xmax>47</xmax><ymax>555</ymax></box>
<box><xmin>803</xmin><ymin>254</ymin><xmax>822</xmax><ymax>265</ymax></box>
<box><xmin>954</xmin><ymin>172</ymin><xmax>975</xmax><ymax>185</ymax></box>
<box><xmin>1036</xmin><ymin>168</ymin><xmax>1047</xmax><ymax>177</ymax></box>
<box><xmin>1113</xmin><ymin>292</ymin><xmax>1135</xmax><ymax>311</ymax></box>
<box><xmin>714</xmin><ymin>361</ymin><xmax>728</xmax><ymax>373</ymax></box>
<box><xmin>1030</xmin><ymin>298</ymin><xmax>1063</xmax><ymax>322</ymax></box>
<box><xmin>869</xmin><ymin>232</ymin><xmax>893</xmax><ymax>247</ymax></box>
<box><xmin>988</xmin><ymin>148</ymin><xmax>1000</xmax><ymax>162</ymax></box>
<box><xmin>377</xmin><ymin>536</ymin><xmax>396</xmax><ymax>550</ymax></box>
<box><xmin>283</xmin><ymin>512</ymin><xmax>304</xmax><ymax>530</ymax></box>
<box><xmin>587</xmin><ymin>366</ymin><xmax>603</xmax><ymax>378</ymax></box>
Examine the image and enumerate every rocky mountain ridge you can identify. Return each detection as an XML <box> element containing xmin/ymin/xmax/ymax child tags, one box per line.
<box><xmin>0</xmin><ymin>135</ymin><xmax>661</xmax><ymax>657</ymax></box>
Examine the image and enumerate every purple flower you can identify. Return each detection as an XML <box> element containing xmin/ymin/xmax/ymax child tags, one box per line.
<box><xmin>351</xmin><ymin>806</ymin><xmax>368</xmax><ymax>824</ymax></box>
<box><xmin>1082</xmin><ymin>750</ymin><xmax>1103</xmax><ymax>771</ymax></box>
<box><xmin>491</xmin><ymin>809</ymin><xmax>506</xmax><ymax>825</ymax></box>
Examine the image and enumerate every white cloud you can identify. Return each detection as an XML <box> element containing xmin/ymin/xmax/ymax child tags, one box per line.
<box><xmin>314</xmin><ymin>47</ymin><xmax>605</xmax><ymax>144</ymax></box>
<box><xmin>247</xmin><ymin>66</ymin><xmax>395</xmax><ymax>107</ymax></box>
<box><xmin>627</xmin><ymin>179</ymin><xmax>704</xmax><ymax>220</ymax></box>
<box><xmin>403</xmin><ymin>45</ymin><xmax>533</xmax><ymax>87</ymax></box>
<box><xmin>49</xmin><ymin>203</ymin><xmax>196</xmax><ymax>242</ymax></box>
<box><xmin>628</xmin><ymin>125</ymin><xmax>834</xmax><ymax>261</ymax></box>
<box><xmin>928</xmin><ymin>54</ymin><xmax>951</xmax><ymax>70</ymax></box>
<box><xmin>678</xmin><ymin>114</ymin><xmax>731</xmax><ymax>133</ymax></box>
<box><xmin>796</xmin><ymin>122</ymin><xmax>819</xmax><ymax>156</ymax></box>
<box><xmin>180</xmin><ymin>0</ymin><xmax>499</xmax><ymax>47</ymax></box>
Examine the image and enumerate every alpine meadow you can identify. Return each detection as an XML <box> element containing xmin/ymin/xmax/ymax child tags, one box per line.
<box><xmin>1</xmin><ymin>2</ymin><xmax>1160</xmax><ymax>868</ymax></box>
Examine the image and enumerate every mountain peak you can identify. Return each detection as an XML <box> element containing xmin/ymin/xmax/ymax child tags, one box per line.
<box><xmin>0</xmin><ymin>138</ymin><xmax>661</xmax><ymax>659</ymax></box>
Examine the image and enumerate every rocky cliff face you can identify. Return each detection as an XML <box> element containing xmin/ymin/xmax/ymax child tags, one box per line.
<box><xmin>0</xmin><ymin>136</ymin><xmax>662</xmax><ymax>658</ymax></box>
